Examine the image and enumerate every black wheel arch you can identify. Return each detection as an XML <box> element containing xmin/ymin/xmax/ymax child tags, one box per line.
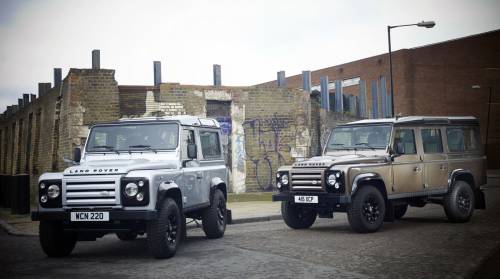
<box><xmin>156</xmin><ymin>187</ymin><xmax>183</xmax><ymax>211</ymax></box>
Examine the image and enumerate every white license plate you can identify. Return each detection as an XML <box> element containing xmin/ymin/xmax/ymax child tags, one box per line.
<box><xmin>71</xmin><ymin>211</ymin><xmax>109</xmax><ymax>222</ymax></box>
<box><xmin>294</xmin><ymin>195</ymin><xmax>318</xmax><ymax>204</ymax></box>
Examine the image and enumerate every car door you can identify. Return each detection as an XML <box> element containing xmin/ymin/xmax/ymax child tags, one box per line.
<box><xmin>198</xmin><ymin>129</ymin><xmax>225</xmax><ymax>205</ymax></box>
<box><xmin>420</xmin><ymin>127</ymin><xmax>448</xmax><ymax>190</ymax></box>
<box><xmin>392</xmin><ymin>127</ymin><xmax>425</xmax><ymax>194</ymax></box>
<box><xmin>180</xmin><ymin>128</ymin><xmax>202</xmax><ymax>209</ymax></box>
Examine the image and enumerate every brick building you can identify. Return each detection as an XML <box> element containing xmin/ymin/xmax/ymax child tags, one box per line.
<box><xmin>259</xmin><ymin>29</ymin><xmax>500</xmax><ymax>168</ymax></box>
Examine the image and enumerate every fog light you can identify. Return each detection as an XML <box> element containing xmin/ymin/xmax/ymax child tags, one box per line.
<box><xmin>138</xmin><ymin>180</ymin><xmax>144</xmax><ymax>187</ymax></box>
<box><xmin>47</xmin><ymin>185</ymin><xmax>60</xmax><ymax>199</ymax></box>
<box><xmin>334</xmin><ymin>183</ymin><xmax>340</xmax><ymax>189</ymax></box>
<box><xmin>125</xmin><ymin>183</ymin><xmax>139</xmax><ymax>197</ymax></box>
<box><xmin>40</xmin><ymin>183</ymin><xmax>46</xmax><ymax>189</ymax></box>
<box><xmin>276</xmin><ymin>182</ymin><xmax>282</xmax><ymax>189</ymax></box>
<box><xmin>136</xmin><ymin>192</ymin><xmax>144</xmax><ymax>201</ymax></box>
<box><xmin>40</xmin><ymin>195</ymin><xmax>48</xmax><ymax>203</ymax></box>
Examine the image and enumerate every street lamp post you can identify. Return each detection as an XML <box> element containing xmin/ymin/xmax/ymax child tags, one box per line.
<box><xmin>472</xmin><ymin>85</ymin><xmax>493</xmax><ymax>150</ymax></box>
<box><xmin>388</xmin><ymin>20</ymin><xmax>435</xmax><ymax>117</ymax></box>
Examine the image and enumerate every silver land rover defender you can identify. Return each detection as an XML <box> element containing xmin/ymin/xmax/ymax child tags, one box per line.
<box><xmin>273</xmin><ymin>116</ymin><xmax>486</xmax><ymax>233</ymax></box>
<box><xmin>31</xmin><ymin>116</ymin><xmax>229</xmax><ymax>258</ymax></box>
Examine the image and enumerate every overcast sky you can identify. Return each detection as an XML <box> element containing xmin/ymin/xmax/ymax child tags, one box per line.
<box><xmin>1</xmin><ymin>0</ymin><xmax>499</xmax><ymax>112</ymax></box>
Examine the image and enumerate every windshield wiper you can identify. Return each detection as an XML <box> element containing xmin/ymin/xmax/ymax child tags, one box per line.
<box><xmin>354</xmin><ymin>142</ymin><xmax>377</xmax><ymax>150</ymax></box>
<box><xmin>128</xmin><ymin>144</ymin><xmax>157</xmax><ymax>153</ymax></box>
<box><xmin>91</xmin><ymin>145</ymin><xmax>120</xmax><ymax>154</ymax></box>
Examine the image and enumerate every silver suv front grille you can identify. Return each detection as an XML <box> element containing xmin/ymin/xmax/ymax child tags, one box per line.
<box><xmin>290</xmin><ymin>168</ymin><xmax>325</xmax><ymax>191</ymax></box>
<box><xmin>63</xmin><ymin>178</ymin><xmax>119</xmax><ymax>207</ymax></box>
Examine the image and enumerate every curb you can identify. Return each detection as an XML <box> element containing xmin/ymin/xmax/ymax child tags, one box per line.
<box><xmin>0</xmin><ymin>219</ymin><xmax>37</xmax><ymax>237</ymax></box>
<box><xmin>0</xmin><ymin>214</ymin><xmax>283</xmax><ymax>237</ymax></box>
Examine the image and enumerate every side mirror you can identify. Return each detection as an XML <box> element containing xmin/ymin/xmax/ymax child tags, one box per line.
<box><xmin>187</xmin><ymin>143</ymin><xmax>197</xmax><ymax>159</ymax></box>
<box><xmin>394</xmin><ymin>142</ymin><xmax>405</xmax><ymax>155</ymax></box>
<box><xmin>73</xmin><ymin>147</ymin><xmax>81</xmax><ymax>163</ymax></box>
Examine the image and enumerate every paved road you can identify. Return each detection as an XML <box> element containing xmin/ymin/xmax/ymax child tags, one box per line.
<box><xmin>2</xmin><ymin>187</ymin><xmax>500</xmax><ymax>279</ymax></box>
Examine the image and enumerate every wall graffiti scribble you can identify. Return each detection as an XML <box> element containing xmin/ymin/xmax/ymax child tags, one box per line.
<box><xmin>243</xmin><ymin>113</ymin><xmax>294</xmax><ymax>191</ymax></box>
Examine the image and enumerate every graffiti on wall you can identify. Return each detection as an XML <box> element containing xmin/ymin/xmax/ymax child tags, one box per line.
<box><xmin>243</xmin><ymin>113</ymin><xmax>295</xmax><ymax>191</ymax></box>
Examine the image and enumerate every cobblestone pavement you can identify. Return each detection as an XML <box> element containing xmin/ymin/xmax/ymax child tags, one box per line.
<box><xmin>1</xmin><ymin>187</ymin><xmax>500</xmax><ymax>279</ymax></box>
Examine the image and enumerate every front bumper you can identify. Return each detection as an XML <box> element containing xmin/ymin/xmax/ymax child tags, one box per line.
<box><xmin>272</xmin><ymin>191</ymin><xmax>351</xmax><ymax>208</ymax></box>
<box><xmin>31</xmin><ymin>209</ymin><xmax>158</xmax><ymax>221</ymax></box>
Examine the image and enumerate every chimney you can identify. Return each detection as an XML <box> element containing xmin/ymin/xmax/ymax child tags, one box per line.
<box><xmin>23</xmin><ymin>94</ymin><xmax>30</xmax><ymax>106</ymax></box>
<box><xmin>38</xmin><ymin>82</ymin><xmax>51</xmax><ymax>97</ymax></box>
<box><xmin>30</xmin><ymin>94</ymin><xmax>36</xmax><ymax>102</ymax></box>
<box><xmin>277</xmin><ymin>71</ymin><xmax>286</xmax><ymax>87</ymax></box>
<box><xmin>320</xmin><ymin>76</ymin><xmax>330</xmax><ymax>110</ymax></box>
<box><xmin>302</xmin><ymin>71</ymin><xmax>311</xmax><ymax>93</ymax></box>
<box><xmin>18</xmin><ymin>98</ymin><xmax>24</xmax><ymax>108</ymax></box>
<box><xmin>153</xmin><ymin>61</ymin><xmax>162</xmax><ymax>86</ymax></box>
<box><xmin>92</xmin><ymin>49</ymin><xmax>100</xmax><ymax>69</ymax></box>
<box><xmin>213</xmin><ymin>64</ymin><xmax>222</xmax><ymax>86</ymax></box>
<box><xmin>54</xmin><ymin>68</ymin><xmax>62</xmax><ymax>87</ymax></box>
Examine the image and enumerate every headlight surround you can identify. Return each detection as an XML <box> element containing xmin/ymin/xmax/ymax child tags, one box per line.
<box><xmin>325</xmin><ymin>170</ymin><xmax>344</xmax><ymax>193</ymax></box>
<box><xmin>121</xmin><ymin>178</ymin><xmax>149</xmax><ymax>206</ymax></box>
<box><xmin>39</xmin><ymin>180</ymin><xmax>62</xmax><ymax>208</ymax></box>
<box><xmin>276</xmin><ymin>171</ymin><xmax>290</xmax><ymax>191</ymax></box>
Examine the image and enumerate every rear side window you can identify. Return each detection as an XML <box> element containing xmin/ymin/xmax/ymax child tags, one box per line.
<box><xmin>421</xmin><ymin>128</ymin><xmax>443</xmax><ymax>153</ymax></box>
<box><xmin>446</xmin><ymin>127</ymin><xmax>480</xmax><ymax>152</ymax></box>
<box><xmin>200</xmin><ymin>131</ymin><xmax>221</xmax><ymax>159</ymax></box>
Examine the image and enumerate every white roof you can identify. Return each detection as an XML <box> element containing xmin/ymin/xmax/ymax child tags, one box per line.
<box><xmin>116</xmin><ymin>115</ymin><xmax>220</xmax><ymax>128</ymax></box>
<box><xmin>345</xmin><ymin>116</ymin><xmax>477</xmax><ymax>125</ymax></box>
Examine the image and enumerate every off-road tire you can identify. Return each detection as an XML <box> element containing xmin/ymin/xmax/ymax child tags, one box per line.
<box><xmin>202</xmin><ymin>189</ymin><xmax>227</xmax><ymax>239</ymax></box>
<box><xmin>394</xmin><ymin>204</ymin><xmax>408</xmax><ymax>219</ymax></box>
<box><xmin>281</xmin><ymin>201</ymin><xmax>317</xmax><ymax>229</ymax></box>
<box><xmin>39</xmin><ymin>220</ymin><xmax>77</xmax><ymax>257</ymax></box>
<box><xmin>147</xmin><ymin>198</ymin><xmax>182</xmax><ymax>259</ymax></box>
<box><xmin>116</xmin><ymin>231</ymin><xmax>138</xmax><ymax>241</ymax></box>
<box><xmin>444</xmin><ymin>180</ymin><xmax>475</xmax><ymax>223</ymax></box>
<box><xmin>347</xmin><ymin>185</ymin><xmax>386</xmax><ymax>233</ymax></box>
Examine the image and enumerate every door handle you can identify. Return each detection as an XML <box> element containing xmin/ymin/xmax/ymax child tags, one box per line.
<box><xmin>414</xmin><ymin>166</ymin><xmax>422</xmax><ymax>172</ymax></box>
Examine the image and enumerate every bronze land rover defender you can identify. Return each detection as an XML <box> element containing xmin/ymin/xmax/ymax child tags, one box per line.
<box><xmin>272</xmin><ymin>116</ymin><xmax>487</xmax><ymax>233</ymax></box>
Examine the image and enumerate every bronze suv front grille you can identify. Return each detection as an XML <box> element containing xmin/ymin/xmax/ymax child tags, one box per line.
<box><xmin>290</xmin><ymin>168</ymin><xmax>325</xmax><ymax>191</ymax></box>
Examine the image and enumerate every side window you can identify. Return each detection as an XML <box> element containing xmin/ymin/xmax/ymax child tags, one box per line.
<box><xmin>421</xmin><ymin>128</ymin><xmax>443</xmax><ymax>153</ymax></box>
<box><xmin>394</xmin><ymin>129</ymin><xmax>417</xmax><ymax>154</ymax></box>
<box><xmin>447</xmin><ymin>127</ymin><xmax>480</xmax><ymax>152</ymax></box>
<box><xmin>181</xmin><ymin>129</ymin><xmax>195</xmax><ymax>160</ymax></box>
<box><xmin>200</xmin><ymin>131</ymin><xmax>221</xmax><ymax>159</ymax></box>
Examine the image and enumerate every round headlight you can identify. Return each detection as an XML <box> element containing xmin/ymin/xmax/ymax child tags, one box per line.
<box><xmin>125</xmin><ymin>183</ymin><xmax>139</xmax><ymax>197</ymax></box>
<box><xmin>47</xmin><ymin>185</ymin><xmax>60</xmax><ymax>199</ymax></box>
<box><xmin>40</xmin><ymin>195</ymin><xmax>48</xmax><ymax>203</ymax></box>
<box><xmin>136</xmin><ymin>192</ymin><xmax>144</xmax><ymax>201</ymax></box>
<box><xmin>280</xmin><ymin>174</ymin><xmax>289</xmax><ymax>185</ymax></box>
<box><xmin>327</xmin><ymin>174</ymin><xmax>337</xmax><ymax>186</ymax></box>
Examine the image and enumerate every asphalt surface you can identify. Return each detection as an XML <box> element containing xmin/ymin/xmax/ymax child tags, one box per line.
<box><xmin>1</xmin><ymin>187</ymin><xmax>500</xmax><ymax>279</ymax></box>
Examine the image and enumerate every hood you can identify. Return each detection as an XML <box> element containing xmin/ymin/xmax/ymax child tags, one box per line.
<box><xmin>64</xmin><ymin>158</ymin><xmax>178</xmax><ymax>176</ymax></box>
<box><xmin>293</xmin><ymin>154</ymin><xmax>388</xmax><ymax>168</ymax></box>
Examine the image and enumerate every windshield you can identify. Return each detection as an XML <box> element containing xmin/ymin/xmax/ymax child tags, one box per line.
<box><xmin>325</xmin><ymin>125</ymin><xmax>392</xmax><ymax>152</ymax></box>
<box><xmin>86</xmin><ymin>123</ymin><xmax>179</xmax><ymax>152</ymax></box>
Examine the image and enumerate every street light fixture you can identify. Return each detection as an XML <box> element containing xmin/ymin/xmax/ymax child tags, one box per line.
<box><xmin>388</xmin><ymin>20</ymin><xmax>436</xmax><ymax>117</ymax></box>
